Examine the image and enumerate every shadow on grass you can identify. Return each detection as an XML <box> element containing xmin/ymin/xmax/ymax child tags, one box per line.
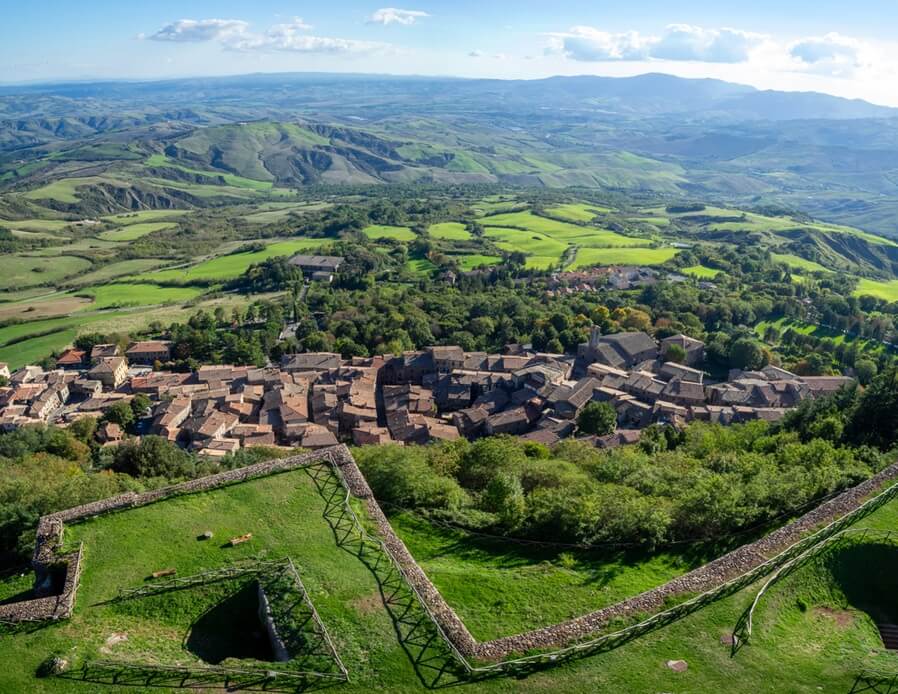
<box><xmin>304</xmin><ymin>463</ymin><xmax>469</xmax><ymax>690</ymax></box>
<box><xmin>184</xmin><ymin>581</ymin><xmax>274</xmax><ymax>665</ymax></box>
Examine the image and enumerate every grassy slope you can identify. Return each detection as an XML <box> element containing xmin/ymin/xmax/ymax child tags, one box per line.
<box><xmin>136</xmin><ymin>239</ymin><xmax>323</xmax><ymax>284</ymax></box>
<box><xmin>544</xmin><ymin>203</ymin><xmax>609</xmax><ymax>222</ymax></box>
<box><xmin>853</xmin><ymin>278</ymin><xmax>898</xmax><ymax>302</ymax></box>
<box><xmin>771</xmin><ymin>254</ymin><xmax>830</xmax><ymax>273</ymax></box>
<box><xmin>429</xmin><ymin>222</ymin><xmax>472</xmax><ymax>240</ymax></box>
<box><xmin>97</xmin><ymin>222</ymin><xmax>177</xmax><ymax>241</ymax></box>
<box><xmin>74</xmin><ymin>283</ymin><xmax>205</xmax><ymax>310</ymax></box>
<box><xmin>4</xmin><ymin>470</ymin><xmax>898</xmax><ymax>692</ymax></box>
<box><xmin>571</xmin><ymin>247</ymin><xmax>679</xmax><ymax>268</ymax></box>
<box><xmin>0</xmin><ymin>255</ymin><xmax>93</xmax><ymax>291</ymax></box>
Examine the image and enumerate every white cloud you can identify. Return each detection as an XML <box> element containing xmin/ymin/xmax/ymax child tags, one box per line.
<box><xmin>367</xmin><ymin>8</ymin><xmax>429</xmax><ymax>26</ymax></box>
<box><xmin>547</xmin><ymin>24</ymin><xmax>766</xmax><ymax>64</ymax></box>
<box><xmin>147</xmin><ymin>17</ymin><xmax>388</xmax><ymax>55</ymax></box>
<box><xmin>652</xmin><ymin>25</ymin><xmax>765</xmax><ymax>63</ymax></box>
<box><xmin>148</xmin><ymin>19</ymin><xmax>250</xmax><ymax>43</ymax></box>
<box><xmin>791</xmin><ymin>33</ymin><xmax>861</xmax><ymax>65</ymax></box>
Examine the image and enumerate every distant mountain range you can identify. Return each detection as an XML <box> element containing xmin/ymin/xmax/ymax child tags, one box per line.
<box><xmin>1</xmin><ymin>72</ymin><xmax>897</xmax><ymax>237</ymax></box>
<box><xmin>2</xmin><ymin>72</ymin><xmax>894</xmax><ymax>122</ymax></box>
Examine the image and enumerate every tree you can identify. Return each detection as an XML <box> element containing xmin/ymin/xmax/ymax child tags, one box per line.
<box><xmin>577</xmin><ymin>402</ymin><xmax>617</xmax><ymax>436</ymax></box>
<box><xmin>854</xmin><ymin>358</ymin><xmax>878</xmax><ymax>385</ymax></box>
<box><xmin>483</xmin><ymin>473</ymin><xmax>526</xmax><ymax>529</ymax></box>
<box><xmin>663</xmin><ymin>343</ymin><xmax>687</xmax><ymax>364</ymax></box>
<box><xmin>103</xmin><ymin>401</ymin><xmax>135</xmax><ymax>429</ymax></box>
<box><xmin>729</xmin><ymin>338</ymin><xmax>768</xmax><ymax>370</ymax></box>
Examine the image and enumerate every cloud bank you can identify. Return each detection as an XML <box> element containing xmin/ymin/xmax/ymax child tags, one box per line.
<box><xmin>148</xmin><ymin>17</ymin><xmax>390</xmax><ymax>54</ymax></box>
<box><xmin>547</xmin><ymin>24</ymin><xmax>767</xmax><ymax>64</ymax></box>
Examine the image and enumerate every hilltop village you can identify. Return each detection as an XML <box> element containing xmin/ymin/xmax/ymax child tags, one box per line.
<box><xmin>0</xmin><ymin>327</ymin><xmax>851</xmax><ymax>456</ymax></box>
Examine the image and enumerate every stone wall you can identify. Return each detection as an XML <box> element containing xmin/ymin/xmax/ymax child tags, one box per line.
<box><xmin>8</xmin><ymin>443</ymin><xmax>898</xmax><ymax>664</ymax></box>
<box><xmin>335</xmin><ymin>450</ymin><xmax>898</xmax><ymax>660</ymax></box>
<box><xmin>7</xmin><ymin>448</ymin><xmax>337</xmax><ymax>625</ymax></box>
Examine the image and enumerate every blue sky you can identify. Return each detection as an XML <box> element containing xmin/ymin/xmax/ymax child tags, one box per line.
<box><xmin>3</xmin><ymin>1</ymin><xmax>898</xmax><ymax>104</ymax></box>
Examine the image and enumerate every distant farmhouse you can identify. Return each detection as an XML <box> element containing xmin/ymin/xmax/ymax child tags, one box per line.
<box><xmin>288</xmin><ymin>254</ymin><xmax>344</xmax><ymax>282</ymax></box>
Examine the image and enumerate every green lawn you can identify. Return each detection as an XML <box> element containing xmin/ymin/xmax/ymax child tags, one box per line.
<box><xmin>853</xmin><ymin>278</ymin><xmax>898</xmax><ymax>302</ymax></box>
<box><xmin>682</xmin><ymin>265</ymin><xmax>722</xmax><ymax>279</ymax></box>
<box><xmin>364</xmin><ymin>225</ymin><xmax>416</xmax><ymax>241</ymax></box>
<box><xmin>571</xmin><ymin>247</ymin><xmax>679</xmax><ymax>268</ymax></box>
<box><xmin>429</xmin><ymin>222</ymin><xmax>472</xmax><ymax>240</ymax></box>
<box><xmin>0</xmin><ymin>255</ymin><xmax>93</xmax><ymax>291</ymax></box>
<box><xmin>136</xmin><ymin>239</ymin><xmax>324</xmax><ymax>284</ymax></box>
<box><xmin>484</xmin><ymin>227</ymin><xmax>568</xmax><ymax>261</ymax></box>
<box><xmin>98</xmin><ymin>222</ymin><xmax>178</xmax><ymax>241</ymax></box>
<box><xmin>544</xmin><ymin>203</ymin><xmax>610</xmax><ymax>222</ymax></box>
<box><xmin>771</xmin><ymin>254</ymin><xmax>830</xmax><ymax>273</ymax></box>
<box><xmin>74</xmin><ymin>283</ymin><xmax>205</xmax><ymax>309</ymax></box>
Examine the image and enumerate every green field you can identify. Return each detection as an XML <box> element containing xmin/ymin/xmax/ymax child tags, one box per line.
<box><xmin>771</xmin><ymin>254</ymin><xmax>830</xmax><ymax>273</ymax></box>
<box><xmin>69</xmin><ymin>259</ymin><xmax>168</xmax><ymax>286</ymax></box>
<box><xmin>98</xmin><ymin>222</ymin><xmax>178</xmax><ymax>241</ymax></box>
<box><xmin>483</xmin><ymin>211</ymin><xmax>646</xmax><ymax>246</ymax></box>
<box><xmin>101</xmin><ymin>210</ymin><xmax>188</xmax><ymax>224</ymax></box>
<box><xmin>544</xmin><ymin>203</ymin><xmax>610</xmax><ymax>222</ymax></box>
<box><xmin>853</xmin><ymin>278</ymin><xmax>898</xmax><ymax>301</ymax></box>
<box><xmin>405</xmin><ymin>257</ymin><xmax>439</xmax><ymax>275</ymax></box>
<box><xmin>4</xmin><ymin>459</ymin><xmax>898</xmax><ymax>692</ymax></box>
<box><xmin>136</xmin><ymin>239</ymin><xmax>323</xmax><ymax>284</ymax></box>
<box><xmin>241</xmin><ymin>202</ymin><xmax>330</xmax><ymax>224</ymax></box>
<box><xmin>0</xmin><ymin>255</ymin><xmax>93</xmax><ymax>290</ymax></box>
<box><xmin>682</xmin><ymin>264</ymin><xmax>722</xmax><ymax>278</ymax></box>
<box><xmin>453</xmin><ymin>254</ymin><xmax>502</xmax><ymax>270</ymax></box>
<box><xmin>0</xmin><ymin>219</ymin><xmax>72</xmax><ymax>233</ymax></box>
<box><xmin>364</xmin><ymin>225</ymin><xmax>416</xmax><ymax>241</ymax></box>
<box><xmin>74</xmin><ymin>283</ymin><xmax>205</xmax><ymax>309</ymax></box>
<box><xmin>429</xmin><ymin>222</ymin><xmax>472</xmax><ymax>240</ymax></box>
<box><xmin>21</xmin><ymin>176</ymin><xmax>131</xmax><ymax>203</ymax></box>
<box><xmin>571</xmin><ymin>247</ymin><xmax>679</xmax><ymax>268</ymax></box>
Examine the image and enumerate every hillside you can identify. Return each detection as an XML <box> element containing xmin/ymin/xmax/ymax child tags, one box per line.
<box><xmin>2</xmin><ymin>73</ymin><xmax>898</xmax><ymax>236</ymax></box>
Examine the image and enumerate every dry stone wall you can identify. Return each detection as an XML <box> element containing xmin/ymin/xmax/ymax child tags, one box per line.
<box><xmin>7</xmin><ymin>443</ymin><xmax>898</xmax><ymax>666</ymax></box>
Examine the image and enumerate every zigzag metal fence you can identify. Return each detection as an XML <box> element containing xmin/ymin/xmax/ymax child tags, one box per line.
<box><xmin>83</xmin><ymin>556</ymin><xmax>350</xmax><ymax>688</ymax></box>
<box><xmin>310</xmin><ymin>453</ymin><xmax>898</xmax><ymax>679</ymax></box>
<box><xmin>112</xmin><ymin>558</ymin><xmax>287</xmax><ymax>602</ymax></box>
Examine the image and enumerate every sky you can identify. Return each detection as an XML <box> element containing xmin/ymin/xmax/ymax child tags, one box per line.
<box><xmin>3</xmin><ymin>1</ymin><xmax>898</xmax><ymax>105</ymax></box>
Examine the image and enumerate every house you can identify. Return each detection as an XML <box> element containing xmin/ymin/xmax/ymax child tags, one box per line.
<box><xmin>484</xmin><ymin>406</ymin><xmax>534</xmax><ymax>436</ymax></box>
<box><xmin>281</xmin><ymin>353</ymin><xmax>342</xmax><ymax>373</ymax></box>
<box><xmin>125</xmin><ymin>341</ymin><xmax>172</xmax><ymax>365</ymax></box>
<box><xmin>97</xmin><ymin>422</ymin><xmax>124</xmax><ymax>446</ymax></box>
<box><xmin>352</xmin><ymin>424</ymin><xmax>394</xmax><ymax>446</ymax></box>
<box><xmin>580</xmin><ymin>328</ymin><xmax>659</xmax><ymax>369</ymax></box>
<box><xmin>659</xmin><ymin>362</ymin><xmax>704</xmax><ymax>384</ymax></box>
<box><xmin>56</xmin><ymin>349</ymin><xmax>86</xmax><ymax>369</ymax></box>
<box><xmin>287</xmin><ymin>254</ymin><xmax>344</xmax><ymax>281</ymax></box>
<box><xmin>300</xmin><ymin>424</ymin><xmax>339</xmax><ymax>449</ymax></box>
<box><xmin>88</xmin><ymin>357</ymin><xmax>129</xmax><ymax>389</ymax></box>
<box><xmin>660</xmin><ymin>334</ymin><xmax>705</xmax><ymax>366</ymax></box>
<box><xmin>90</xmin><ymin>344</ymin><xmax>121</xmax><ymax>364</ymax></box>
<box><xmin>550</xmin><ymin>377</ymin><xmax>600</xmax><ymax>419</ymax></box>
<box><xmin>428</xmin><ymin>346</ymin><xmax>465</xmax><ymax>374</ymax></box>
